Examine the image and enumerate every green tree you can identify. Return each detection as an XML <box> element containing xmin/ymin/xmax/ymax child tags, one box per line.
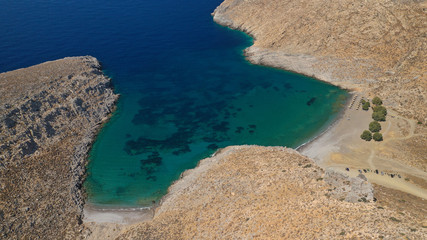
<box><xmin>373</xmin><ymin>132</ymin><xmax>383</xmax><ymax>141</ymax></box>
<box><xmin>360</xmin><ymin>99</ymin><xmax>366</xmax><ymax>105</ymax></box>
<box><xmin>361</xmin><ymin>130</ymin><xmax>372</xmax><ymax>141</ymax></box>
<box><xmin>369</xmin><ymin>121</ymin><xmax>381</xmax><ymax>132</ymax></box>
<box><xmin>372</xmin><ymin>111</ymin><xmax>386</xmax><ymax>121</ymax></box>
<box><xmin>373</xmin><ymin>105</ymin><xmax>387</xmax><ymax>116</ymax></box>
<box><xmin>372</xmin><ymin>96</ymin><xmax>383</xmax><ymax>105</ymax></box>
<box><xmin>362</xmin><ymin>101</ymin><xmax>370</xmax><ymax>111</ymax></box>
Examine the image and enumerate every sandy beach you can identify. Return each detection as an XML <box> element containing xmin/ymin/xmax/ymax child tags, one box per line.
<box><xmin>82</xmin><ymin>204</ymin><xmax>155</xmax><ymax>239</ymax></box>
<box><xmin>83</xmin><ymin>205</ymin><xmax>154</xmax><ymax>224</ymax></box>
<box><xmin>299</xmin><ymin>93</ymin><xmax>427</xmax><ymax>200</ymax></box>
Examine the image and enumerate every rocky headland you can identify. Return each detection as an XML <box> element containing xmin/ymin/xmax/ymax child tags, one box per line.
<box><xmin>0</xmin><ymin>56</ymin><xmax>118</xmax><ymax>239</ymax></box>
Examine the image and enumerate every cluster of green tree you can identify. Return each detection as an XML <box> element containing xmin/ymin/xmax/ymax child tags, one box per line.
<box><xmin>371</xmin><ymin>97</ymin><xmax>387</xmax><ymax>121</ymax></box>
<box><xmin>361</xmin><ymin>128</ymin><xmax>383</xmax><ymax>141</ymax></box>
<box><xmin>360</xmin><ymin>97</ymin><xmax>384</xmax><ymax>141</ymax></box>
<box><xmin>372</xmin><ymin>96</ymin><xmax>382</xmax><ymax>105</ymax></box>
<box><xmin>372</xmin><ymin>106</ymin><xmax>387</xmax><ymax>121</ymax></box>
<box><xmin>369</xmin><ymin>121</ymin><xmax>381</xmax><ymax>132</ymax></box>
<box><xmin>373</xmin><ymin>132</ymin><xmax>383</xmax><ymax>141</ymax></box>
<box><xmin>360</xmin><ymin>130</ymin><xmax>372</xmax><ymax>141</ymax></box>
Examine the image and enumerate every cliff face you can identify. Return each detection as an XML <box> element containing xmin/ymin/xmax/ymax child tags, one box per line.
<box><xmin>116</xmin><ymin>146</ymin><xmax>426</xmax><ymax>239</ymax></box>
<box><xmin>213</xmin><ymin>0</ymin><xmax>426</xmax><ymax>122</ymax></box>
<box><xmin>0</xmin><ymin>56</ymin><xmax>118</xmax><ymax>239</ymax></box>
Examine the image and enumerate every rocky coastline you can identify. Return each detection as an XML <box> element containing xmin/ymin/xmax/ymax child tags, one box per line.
<box><xmin>212</xmin><ymin>0</ymin><xmax>426</xmax><ymax>123</ymax></box>
<box><xmin>0</xmin><ymin>56</ymin><xmax>118</xmax><ymax>239</ymax></box>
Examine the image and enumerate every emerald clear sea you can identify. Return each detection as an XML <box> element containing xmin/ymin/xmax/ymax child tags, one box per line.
<box><xmin>0</xmin><ymin>0</ymin><xmax>348</xmax><ymax>207</ymax></box>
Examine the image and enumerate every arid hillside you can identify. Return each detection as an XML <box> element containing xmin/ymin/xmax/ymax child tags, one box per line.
<box><xmin>115</xmin><ymin>146</ymin><xmax>426</xmax><ymax>239</ymax></box>
<box><xmin>0</xmin><ymin>57</ymin><xmax>118</xmax><ymax>239</ymax></box>
<box><xmin>213</xmin><ymin>0</ymin><xmax>426</xmax><ymax>122</ymax></box>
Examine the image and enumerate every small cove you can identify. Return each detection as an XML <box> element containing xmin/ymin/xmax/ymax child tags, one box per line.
<box><xmin>0</xmin><ymin>0</ymin><xmax>348</xmax><ymax>208</ymax></box>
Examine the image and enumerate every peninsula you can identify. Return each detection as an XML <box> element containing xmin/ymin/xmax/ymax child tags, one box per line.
<box><xmin>0</xmin><ymin>56</ymin><xmax>118</xmax><ymax>239</ymax></box>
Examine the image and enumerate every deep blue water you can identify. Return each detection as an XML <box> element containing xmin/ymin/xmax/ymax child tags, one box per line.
<box><xmin>0</xmin><ymin>0</ymin><xmax>348</xmax><ymax>207</ymax></box>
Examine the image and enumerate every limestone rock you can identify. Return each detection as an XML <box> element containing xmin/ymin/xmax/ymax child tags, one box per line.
<box><xmin>325</xmin><ymin>171</ymin><xmax>374</xmax><ymax>203</ymax></box>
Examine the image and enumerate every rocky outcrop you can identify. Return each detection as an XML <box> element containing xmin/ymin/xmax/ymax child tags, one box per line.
<box><xmin>324</xmin><ymin>171</ymin><xmax>374</xmax><ymax>203</ymax></box>
<box><xmin>0</xmin><ymin>56</ymin><xmax>118</xmax><ymax>239</ymax></box>
<box><xmin>116</xmin><ymin>146</ymin><xmax>425</xmax><ymax>239</ymax></box>
<box><xmin>213</xmin><ymin>0</ymin><xmax>427</xmax><ymax>123</ymax></box>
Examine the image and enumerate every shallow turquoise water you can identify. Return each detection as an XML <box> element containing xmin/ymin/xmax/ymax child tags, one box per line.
<box><xmin>0</xmin><ymin>0</ymin><xmax>348</xmax><ymax>207</ymax></box>
<box><xmin>86</xmin><ymin>29</ymin><xmax>348</xmax><ymax>206</ymax></box>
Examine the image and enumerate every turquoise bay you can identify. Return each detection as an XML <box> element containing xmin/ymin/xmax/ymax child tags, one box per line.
<box><xmin>86</xmin><ymin>29</ymin><xmax>348</xmax><ymax>207</ymax></box>
<box><xmin>0</xmin><ymin>0</ymin><xmax>348</xmax><ymax>207</ymax></box>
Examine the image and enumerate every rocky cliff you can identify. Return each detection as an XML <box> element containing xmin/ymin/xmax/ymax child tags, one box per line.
<box><xmin>213</xmin><ymin>0</ymin><xmax>426</xmax><ymax>122</ymax></box>
<box><xmin>0</xmin><ymin>56</ymin><xmax>118</xmax><ymax>239</ymax></box>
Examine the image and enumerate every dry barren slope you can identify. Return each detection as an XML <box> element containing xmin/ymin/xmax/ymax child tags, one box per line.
<box><xmin>213</xmin><ymin>0</ymin><xmax>426</xmax><ymax>122</ymax></box>
<box><xmin>0</xmin><ymin>57</ymin><xmax>118</xmax><ymax>239</ymax></box>
<box><xmin>117</xmin><ymin>146</ymin><xmax>426</xmax><ymax>239</ymax></box>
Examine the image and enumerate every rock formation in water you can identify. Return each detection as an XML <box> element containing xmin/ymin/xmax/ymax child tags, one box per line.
<box><xmin>213</xmin><ymin>0</ymin><xmax>426</xmax><ymax>123</ymax></box>
<box><xmin>0</xmin><ymin>56</ymin><xmax>118</xmax><ymax>239</ymax></box>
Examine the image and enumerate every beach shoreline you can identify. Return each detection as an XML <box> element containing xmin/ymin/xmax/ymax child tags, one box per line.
<box><xmin>83</xmin><ymin>203</ymin><xmax>154</xmax><ymax>224</ymax></box>
<box><xmin>82</xmin><ymin>147</ymin><xmax>225</xmax><ymax>224</ymax></box>
<box><xmin>296</xmin><ymin>91</ymin><xmax>354</xmax><ymax>152</ymax></box>
<box><xmin>298</xmin><ymin>94</ymin><xmax>427</xmax><ymax>199</ymax></box>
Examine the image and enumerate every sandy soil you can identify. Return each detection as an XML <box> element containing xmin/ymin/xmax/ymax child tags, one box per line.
<box><xmin>300</xmin><ymin>93</ymin><xmax>427</xmax><ymax>200</ymax></box>
<box><xmin>83</xmin><ymin>222</ymin><xmax>126</xmax><ymax>240</ymax></box>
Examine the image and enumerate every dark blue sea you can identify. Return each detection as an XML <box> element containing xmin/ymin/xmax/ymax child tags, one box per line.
<box><xmin>0</xmin><ymin>0</ymin><xmax>348</xmax><ymax>207</ymax></box>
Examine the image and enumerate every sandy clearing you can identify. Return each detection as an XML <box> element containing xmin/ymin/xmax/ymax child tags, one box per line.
<box><xmin>300</xmin><ymin>93</ymin><xmax>427</xmax><ymax>199</ymax></box>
